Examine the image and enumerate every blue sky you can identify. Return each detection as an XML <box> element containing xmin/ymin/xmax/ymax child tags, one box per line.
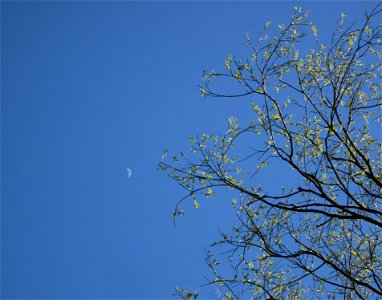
<box><xmin>1</xmin><ymin>1</ymin><xmax>377</xmax><ymax>299</ymax></box>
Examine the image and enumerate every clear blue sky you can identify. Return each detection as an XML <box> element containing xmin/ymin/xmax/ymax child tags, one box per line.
<box><xmin>1</xmin><ymin>1</ymin><xmax>377</xmax><ymax>299</ymax></box>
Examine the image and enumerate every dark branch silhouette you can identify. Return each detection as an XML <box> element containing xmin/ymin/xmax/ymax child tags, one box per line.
<box><xmin>161</xmin><ymin>5</ymin><xmax>382</xmax><ymax>299</ymax></box>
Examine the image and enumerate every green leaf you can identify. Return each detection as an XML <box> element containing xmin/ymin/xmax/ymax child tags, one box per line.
<box><xmin>199</xmin><ymin>87</ymin><xmax>207</xmax><ymax>97</ymax></box>
<box><xmin>193</xmin><ymin>199</ymin><xmax>200</xmax><ymax>209</ymax></box>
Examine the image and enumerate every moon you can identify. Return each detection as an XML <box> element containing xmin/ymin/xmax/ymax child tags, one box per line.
<box><xmin>126</xmin><ymin>167</ymin><xmax>132</xmax><ymax>178</ymax></box>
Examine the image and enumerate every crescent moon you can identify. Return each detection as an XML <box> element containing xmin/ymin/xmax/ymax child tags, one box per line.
<box><xmin>126</xmin><ymin>167</ymin><xmax>132</xmax><ymax>178</ymax></box>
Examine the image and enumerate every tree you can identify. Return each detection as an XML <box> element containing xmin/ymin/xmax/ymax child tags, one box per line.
<box><xmin>160</xmin><ymin>4</ymin><xmax>382</xmax><ymax>300</ymax></box>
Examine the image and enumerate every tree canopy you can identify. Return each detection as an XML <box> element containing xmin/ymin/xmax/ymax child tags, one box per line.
<box><xmin>160</xmin><ymin>4</ymin><xmax>382</xmax><ymax>300</ymax></box>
